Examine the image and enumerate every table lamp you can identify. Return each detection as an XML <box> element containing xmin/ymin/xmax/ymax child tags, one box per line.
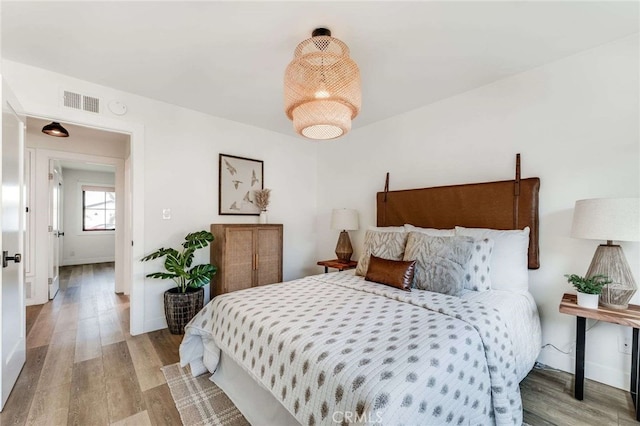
<box><xmin>570</xmin><ymin>198</ymin><xmax>640</xmax><ymax>309</ymax></box>
<box><xmin>330</xmin><ymin>209</ymin><xmax>359</xmax><ymax>262</ymax></box>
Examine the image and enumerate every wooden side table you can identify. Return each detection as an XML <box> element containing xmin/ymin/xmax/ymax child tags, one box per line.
<box><xmin>317</xmin><ymin>259</ymin><xmax>357</xmax><ymax>273</ymax></box>
<box><xmin>559</xmin><ymin>292</ymin><xmax>640</xmax><ymax>421</ymax></box>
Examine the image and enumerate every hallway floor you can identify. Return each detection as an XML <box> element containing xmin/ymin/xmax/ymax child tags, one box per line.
<box><xmin>0</xmin><ymin>263</ymin><xmax>183</xmax><ymax>425</ymax></box>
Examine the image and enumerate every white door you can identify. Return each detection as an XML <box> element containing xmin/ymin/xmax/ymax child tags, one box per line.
<box><xmin>0</xmin><ymin>80</ymin><xmax>26</xmax><ymax>410</ymax></box>
<box><xmin>48</xmin><ymin>161</ymin><xmax>61</xmax><ymax>299</ymax></box>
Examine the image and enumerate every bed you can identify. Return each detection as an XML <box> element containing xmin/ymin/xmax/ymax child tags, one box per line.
<box><xmin>180</xmin><ymin>155</ymin><xmax>542</xmax><ymax>425</ymax></box>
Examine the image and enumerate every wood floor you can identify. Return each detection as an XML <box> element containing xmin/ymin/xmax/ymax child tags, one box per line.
<box><xmin>522</xmin><ymin>365</ymin><xmax>638</xmax><ymax>425</ymax></box>
<box><xmin>0</xmin><ymin>263</ymin><xmax>183</xmax><ymax>426</ymax></box>
<box><xmin>1</xmin><ymin>263</ymin><xmax>637</xmax><ymax>425</ymax></box>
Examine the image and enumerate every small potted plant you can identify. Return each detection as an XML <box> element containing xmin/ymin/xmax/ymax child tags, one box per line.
<box><xmin>254</xmin><ymin>188</ymin><xmax>271</xmax><ymax>224</ymax></box>
<box><xmin>141</xmin><ymin>230</ymin><xmax>217</xmax><ymax>334</ymax></box>
<box><xmin>565</xmin><ymin>274</ymin><xmax>612</xmax><ymax>309</ymax></box>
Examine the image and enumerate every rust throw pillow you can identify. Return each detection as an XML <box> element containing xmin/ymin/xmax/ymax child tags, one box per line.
<box><xmin>365</xmin><ymin>255</ymin><xmax>416</xmax><ymax>291</ymax></box>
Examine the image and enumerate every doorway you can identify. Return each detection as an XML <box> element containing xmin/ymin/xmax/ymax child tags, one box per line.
<box><xmin>57</xmin><ymin>161</ymin><xmax>118</xmax><ymax>296</ymax></box>
<box><xmin>24</xmin><ymin>117</ymin><xmax>131</xmax><ymax>306</ymax></box>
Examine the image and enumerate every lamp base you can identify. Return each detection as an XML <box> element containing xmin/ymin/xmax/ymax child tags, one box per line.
<box><xmin>335</xmin><ymin>230</ymin><xmax>353</xmax><ymax>262</ymax></box>
<box><xmin>600</xmin><ymin>282</ymin><xmax>636</xmax><ymax>310</ymax></box>
<box><xmin>587</xmin><ymin>244</ymin><xmax>637</xmax><ymax>310</ymax></box>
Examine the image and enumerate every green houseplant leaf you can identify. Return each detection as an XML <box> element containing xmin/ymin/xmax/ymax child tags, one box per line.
<box><xmin>146</xmin><ymin>272</ymin><xmax>179</xmax><ymax>280</ymax></box>
<box><xmin>184</xmin><ymin>231</ymin><xmax>214</xmax><ymax>250</ymax></box>
<box><xmin>565</xmin><ymin>274</ymin><xmax>612</xmax><ymax>295</ymax></box>
<box><xmin>188</xmin><ymin>264</ymin><xmax>217</xmax><ymax>288</ymax></box>
<box><xmin>140</xmin><ymin>247</ymin><xmax>176</xmax><ymax>262</ymax></box>
<box><xmin>141</xmin><ymin>230</ymin><xmax>216</xmax><ymax>293</ymax></box>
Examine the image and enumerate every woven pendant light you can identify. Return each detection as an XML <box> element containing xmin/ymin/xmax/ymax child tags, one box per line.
<box><xmin>284</xmin><ymin>28</ymin><xmax>361</xmax><ymax>140</ymax></box>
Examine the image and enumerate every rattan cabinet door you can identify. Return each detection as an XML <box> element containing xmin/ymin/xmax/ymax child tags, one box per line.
<box><xmin>211</xmin><ymin>224</ymin><xmax>283</xmax><ymax>296</ymax></box>
<box><xmin>211</xmin><ymin>224</ymin><xmax>254</xmax><ymax>296</ymax></box>
<box><xmin>255</xmin><ymin>226</ymin><xmax>283</xmax><ymax>286</ymax></box>
<box><xmin>222</xmin><ymin>227</ymin><xmax>255</xmax><ymax>293</ymax></box>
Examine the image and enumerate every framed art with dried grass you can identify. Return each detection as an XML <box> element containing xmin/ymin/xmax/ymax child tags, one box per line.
<box><xmin>219</xmin><ymin>154</ymin><xmax>264</xmax><ymax>215</ymax></box>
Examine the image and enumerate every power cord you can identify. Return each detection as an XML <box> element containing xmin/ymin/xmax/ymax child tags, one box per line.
<box><xmin>533</xmin><ymin>362</ymin><xmax>567</xmax><ymax>373</ymax></box>
<box><xmin>541</xmin><ymin>320</ymin><xmax>600</xmax><ymax>355</ymax></box>
<box><xmin>586</xmin><ymin>320</ymin><xmax>599</xmax><ymax>332</ymax></box>
<box><xmin>541</xmin><ymin>343</ymin><xmax>571</xmax><ymax>355</ymax></box>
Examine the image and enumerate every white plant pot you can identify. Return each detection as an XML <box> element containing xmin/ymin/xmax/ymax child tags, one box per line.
<box><xmin>576</xmin><ymin>292</ymin><xmax>600</xmax><ymax>309</ymax></box>
<box><xmin>259</xmin><ymin>211</ymin><xmax>268</xmax><ymax>224</ymax></box>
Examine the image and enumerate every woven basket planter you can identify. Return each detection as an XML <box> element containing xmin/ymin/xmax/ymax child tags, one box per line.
<box><xmin>164</xmin><ymin>287</ymin><xmax>204</xmax><ymax>335</ymax></box>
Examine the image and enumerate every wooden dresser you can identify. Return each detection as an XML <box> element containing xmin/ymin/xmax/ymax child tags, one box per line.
<box><xmin>210</xmin><ymin>224</ymin><xmax>283</xmax><ymax>296</ymax></box>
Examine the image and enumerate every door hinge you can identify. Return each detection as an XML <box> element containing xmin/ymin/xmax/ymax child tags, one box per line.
<box><xmin>48</xmin><ymin>173</ymin><xmax>54</xmax><ymax>180</ymax></box>
<box><xmin>25</xmin><ymin>206</ymin><xmax>29</xmax><ymax>213</ymax></box>
<box><xmin>48</xmin><ymin>278</ymin><xmax>53</xmax><ymax>285</ymax></box>
<box><xmin>48</xmin><ymin>225</ymin><xmax>53</xmax><ymax>232</ymax></box>
<box><xmin>131</xmin><ymin>241</ymin><xmax>134</xmax><ymax>246</ymax></box>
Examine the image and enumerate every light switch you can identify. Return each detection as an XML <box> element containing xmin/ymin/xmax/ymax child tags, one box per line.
<box><xmin>162</xmin><ymin>208</ymin><xmax>171</xmax><ymax>220</ymax></box>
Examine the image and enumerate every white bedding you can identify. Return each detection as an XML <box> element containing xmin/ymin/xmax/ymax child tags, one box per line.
<box><xmin>459</xmin><ymin>288</ymin><xmax>541</xmax><ymax>382</ymax></box>
<box><xmin>181</xmin><ymin>272</ymin><xmax>541</xmax><ymax>425</ymax></box>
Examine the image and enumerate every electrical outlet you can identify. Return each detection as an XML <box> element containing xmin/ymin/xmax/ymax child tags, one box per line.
<box><xmin>619</xmin><ymin>336</ymin><xmax>633</xmax><ymax>355</ymax></box>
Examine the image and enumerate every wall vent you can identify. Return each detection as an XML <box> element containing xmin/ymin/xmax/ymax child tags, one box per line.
<box><xmin>63</xmin><ymin>91</ymin><xmax>81</xmax><ymax>109</ymax></box>
<box><xmin>83</xmin><ymin>95</ymin><xmax>100</xmax><ymax>113</ymax></box>
<box><xmin>62</xmin><ymin>90</ymin><xmax>100</xmax><ymax>114</ymax></box>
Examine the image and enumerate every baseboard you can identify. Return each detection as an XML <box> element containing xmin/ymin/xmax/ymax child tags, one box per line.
<box><xmin>25</xmin><ymin>297</ymin><xmax>41</xmax><ymax>307</ymax></box>
<box><xmin>143</xmin><ymin>316</ymin><xmax>168</xmax><ymax>335</ymax></box>
<box><xmin>538</xmin><ymin>348</ymin><xmax>629</xmax><ymax>390</ymax></box>
<box><xmin>62</xmin><ymin>256</ymin><xmax>115</xmax><ymax>266</ymax></box>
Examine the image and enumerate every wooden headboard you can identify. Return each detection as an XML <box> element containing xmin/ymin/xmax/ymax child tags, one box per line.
<box><xmin>376</xmin><ymin>155</ymin><xmax>540</xmax><ymax>269</ymax></box>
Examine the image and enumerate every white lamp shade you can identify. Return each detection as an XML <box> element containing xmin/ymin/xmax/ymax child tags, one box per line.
<box><xmin>571</xmin><ymin>198</ymin><xmax>640</xmax><ymax>242</ymax></box>
<box><xmin>330</xmin><ymin>209</ymin><xmax>359</xmax><ymax>231</ymax></box>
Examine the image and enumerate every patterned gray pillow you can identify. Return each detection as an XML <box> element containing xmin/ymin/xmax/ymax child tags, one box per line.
<box><xmin>403</xmin><ymin>233</ymin><xmax>474</xmax><ymax>296</ymax></box>
<box><xmin>355</xmin><ymin>229</ymin><xmax>408</xmax><ymax>276</ymax></box>
<box><xmin>463</xmin><ymin>238</ymin><xmax>494</xmax><ymax>292</ymax></box>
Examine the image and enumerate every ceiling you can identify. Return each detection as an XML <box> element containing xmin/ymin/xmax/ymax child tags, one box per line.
<box><xmin>26</xmin><ymin>117</ymin><xmax>129</xmax><ymax>170</ymax></box>
<box><xmin>59</xmin><ymin>160</ymin><xmax>116</xmax><ymax>174</ymax></box>
<box><xmin>3</xmin><ymin>2</ymin><xmax>638</xmax><ymax>138</ymax></box>
<box><xmin>27</xmin><ymin>116</ymin><xmax>130</xmax><ymax>147</ymax></box>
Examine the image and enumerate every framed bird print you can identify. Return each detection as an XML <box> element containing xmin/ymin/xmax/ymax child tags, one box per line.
<box><xmin>218</xmin><ymin>154</ymin><xmax>264</xmax><ymax>215</ymax></box>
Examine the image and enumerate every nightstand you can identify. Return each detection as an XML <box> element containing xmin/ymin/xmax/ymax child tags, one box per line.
<box><xmin>317</xmin><ymin>259</ymin><xmax>358</xmax><ymax>273</ymax></box>
<box><xmin>559</xmin><ymin>292</ymin><xmax>640</xmax><ymax>421</ymax></box>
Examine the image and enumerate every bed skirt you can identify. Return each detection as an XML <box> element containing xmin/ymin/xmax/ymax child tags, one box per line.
<box><xmin>211</xmin><ymin>349</ymin><xmax>300</xmax><ymax>426</ymax></box>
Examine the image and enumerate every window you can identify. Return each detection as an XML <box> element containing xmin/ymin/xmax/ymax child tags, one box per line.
<box><xmin>82</xmin><ymin>185</ymin><xmax>115</xmax><ymax>231</ymax></box>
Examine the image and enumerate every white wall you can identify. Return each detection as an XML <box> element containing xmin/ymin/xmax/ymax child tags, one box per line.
<box><xmin>61</xmin><ymin>168</ymin><xmax>116</xmax><ymax>266</ymax></box>
<box><xmin>3</xmin><ymin>60</ymin><xmax>318</xmax><ymax>333</ymax></box>
<box><xmin>4</xmin><ymin>32</ymin><xmax>638</xmax><ymax>391</ymax></box>
<box><xmin>317</xmin><ymin>34</ymin><xmax>639</xmax><ymax>390</ymax></box>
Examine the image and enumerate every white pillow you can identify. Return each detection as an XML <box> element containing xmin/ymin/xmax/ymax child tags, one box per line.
<box><xmin>463</xmin><ymin>238</ymin><xmax>494</xmax><ymax>292</ymax></box>
<box><xmin>404</xmin><ymin>224</ymin><xmax>455</xmax><ymax>237</ymax></box>
<box><xmin>355</xmin><ymin>227</ymin><xmax>408</xmax><ymax>276</ymax></box>
<box><xmin>455</xmin><ymin>226</ymin><xmax>530</xmax><ymax>292</ymax></box>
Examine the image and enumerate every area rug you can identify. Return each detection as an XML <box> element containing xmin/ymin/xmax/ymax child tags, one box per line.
<box><xmin>162</xmin><ymin>363</ymin><xmax>533</xmax><ymax>426</ymax></box>
<box><xmin>161</xmin><ymin>363</ymin><xmax>249</xmax><ymax>426</ymax></box>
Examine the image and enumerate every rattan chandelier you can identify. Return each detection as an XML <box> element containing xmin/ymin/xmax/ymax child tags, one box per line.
<box><xmin>284</xmin><ymin>28</ymin><xmax>361</xmax><ymax>140</ymax></box>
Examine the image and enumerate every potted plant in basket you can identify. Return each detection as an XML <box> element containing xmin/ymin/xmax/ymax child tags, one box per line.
<box><xmin>565</xmin><ymin>274</ymin><xmax>612</xmax><ymax>309</ymax></box>
<box><xmin>141</xmin><ymin>230</ymin><xmax>217</xmax><ymax>334</ymax></box>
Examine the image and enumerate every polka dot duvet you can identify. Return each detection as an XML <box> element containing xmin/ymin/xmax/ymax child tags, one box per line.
<box><xmin>180</xmin><ymin>272</ymin><xmax>524</xmax><ymax>425</ymax></box>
